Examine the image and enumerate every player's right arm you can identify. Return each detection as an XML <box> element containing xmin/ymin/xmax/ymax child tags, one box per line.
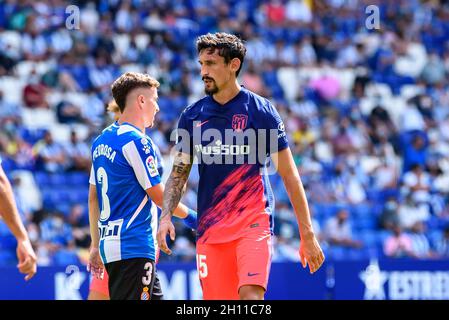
<box><xmin>0</xmin><ymin>164</ymin><xmax>37</xmax><ymax>281</ymax></box>
<box><xmin>157</xmin><ymin>151</ymin><xmax>193</xmax><ymax>255</ymax></box>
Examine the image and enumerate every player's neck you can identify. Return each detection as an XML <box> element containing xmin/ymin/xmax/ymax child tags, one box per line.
<box><xmin>118</xmin><ymin>112</ymin><xmax>145</xmax><ymax>133</ymax></box>
<box><xmin>212</xmin><ymin>80</ymin><xmax>241</xmax><ymax>105</ymax></box>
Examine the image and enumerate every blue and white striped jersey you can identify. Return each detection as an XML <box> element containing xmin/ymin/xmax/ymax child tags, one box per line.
<box><xmin>89</xmin><ymin>122</ymin><xmax>161</xmax><ymax>264</ymax></box>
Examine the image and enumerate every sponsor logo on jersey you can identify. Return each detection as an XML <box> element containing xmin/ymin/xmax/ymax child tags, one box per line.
<box><xmin>194</xmin><ymin>140</ymin><xmax>250</xmax><ymax>155</ymax></box>
<box><xmin>146</xmin><ymin>155</ymin><xmax>159</xmax><ymax>177</ymax></box>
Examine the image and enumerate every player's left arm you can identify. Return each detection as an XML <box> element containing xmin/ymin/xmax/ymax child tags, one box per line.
<box><xmin>145</xmin><ymin>183</ymin><xmax>196</xmax><ymax>226</ymax></box>
<box><xmin>271</xmin><ymin>147</ymin><xmax>325</xmax><ymax>274</ymax></box>
<box><xmin>87</xmin><ymin>167</ymin><xmax>104</xmax><ymax>279</ymax></box>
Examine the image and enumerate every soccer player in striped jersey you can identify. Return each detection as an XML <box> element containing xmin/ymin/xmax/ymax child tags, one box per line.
<box><xmin>87</xmin><ymin>73</ymin><xmax>196</xmax><ymax>300</ymax></box>
<box><xmin>87</xmin><ymin>100</ymin><xmax>196</xmax><ymax>300</ymax></box>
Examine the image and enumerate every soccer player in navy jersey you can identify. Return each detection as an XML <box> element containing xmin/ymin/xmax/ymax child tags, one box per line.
<box><xmin>0</xmin><ymin>157</ymin><xmax>37</xmax><ymax>281</ymax></box>
<box><xmin>157</xmin><ymin>33</ymin><xmax>325</xmax><ymax>300</ymax></box>
<box><xmin>87</xmin><ymin>73</ymin><xmax>196</xmax><ymax>300</ymax></box>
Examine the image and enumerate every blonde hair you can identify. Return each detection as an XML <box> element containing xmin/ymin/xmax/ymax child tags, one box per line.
<box><xmin>107</xmin><ymin>99</ymin><xmax>121</xmax><ymax>121</ymax></box>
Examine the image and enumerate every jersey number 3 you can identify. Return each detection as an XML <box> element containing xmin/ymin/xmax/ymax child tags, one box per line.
<box><xmin>97</xmin><ymin>167</ymin><xmax>111</xmax><ymax>222</ymax></box>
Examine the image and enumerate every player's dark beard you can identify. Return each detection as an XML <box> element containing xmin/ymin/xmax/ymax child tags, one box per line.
<box><xmin>203</xmin><ymin>76</ymin><xmax>218</xmax><ymax>95</ymax></box>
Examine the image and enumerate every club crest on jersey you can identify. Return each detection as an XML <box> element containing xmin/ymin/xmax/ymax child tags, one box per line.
<box><xmin>232</xmin><ymin>114</ymin><xmax>248</xmax><ymax>131</ymax></box>
<box><xmin>141</xmin><ymin>287</ymin><xmax>150</xmax><ymax>300</ymax></box>
<box><xmin>146</xmin><ymin>155</ymin><xmax>158</xmax><ymax>177</ymax></box>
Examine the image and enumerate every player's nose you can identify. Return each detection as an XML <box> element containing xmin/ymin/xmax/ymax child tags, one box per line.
<box><xmin>201</xmin><ymin>66</ymin><xmax>209</xmax><ymax>78</ymax></box>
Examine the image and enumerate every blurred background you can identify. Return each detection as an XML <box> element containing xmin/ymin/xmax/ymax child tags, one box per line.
<box><xmin>1</xmin><ymin>0</ymin><xmax>449</xmax><ymax>299</ymax></box>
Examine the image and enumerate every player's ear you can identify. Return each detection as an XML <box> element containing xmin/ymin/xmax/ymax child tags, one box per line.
<box><xmin>230</xmin><ymin>58</ymin><xmax>241</xmax><ymax>75</ymax></box>
<box><xmin>137</xmin><ymin>94</ymin><xmax>145</xmax><ymax>109</ymax></box>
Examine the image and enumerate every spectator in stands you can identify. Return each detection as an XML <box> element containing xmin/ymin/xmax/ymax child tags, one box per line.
<box><xmin>332</xmin><ymin>121</ymin><xmax>356</xmax><ymax>157</ymax></box>
<box><xmin>345</xmin><ymin>166</ymin><xmax>367</xmax><ymax>204</ymax></box>
<box><xmin>64</xmin><ymin>131</ymin><xmax>91</xmax><ymax>172</ymax></box>
<box><xmin>409</xmin><ymin>221</ymin><xmax>435</xmax><ymax>259</ymax></box>
<box><xmin>33</xmin><ymin>131</ymin><xmax>67</xmax><ymax>173</ymax></box>
<box><xmin>379</xmin><ymin>197</ymin><xmax>400</xmax><ymax>231</ymax></box>
<box><xmin>435</xmin><ymin>226</ymin><xmax>449</xmax><ymax>258</ymax></box>
<box><xmin>274</xmin><ymin>223</ymin><xmax>300</xmax><ymax>262</ymax></box>
<box><xmin>67</xmin><ymin>204</ymin><xmax>90</xmax><ymax>249</ymax></box>
<box><xmin>171</xmin><ymin>236</ymin><xmax>197</xmax><ymax>262</ymax></box>
<box><xmin>39</xmin><ymin>211</ymin><xmax>75</xmax><ymax>258</ymax></box>
<box><xmin>397</xmin><ymin>193</ymin><xmax>430</xmax><ymax>231</ymax></box>
<box><xmin>403</xmin><ymin>135</ymin><xmax>428</xmax><ymax>173</ymax></box>
<box><xmin>0</xmin><ymin>90</ymin><xmax>23</xmax><ymax>131</ymax></box>
<box><xmin>367</xmin><ymin>106</ymin><xmax>397</xmax><ymax>146</ymax></box>
<box><xmin>4</xmin><ymin>134</ymin><xmax>35</xmax><ymax>170</ymax></box>
<box><xmin>383</xmin><ymin>224</ymin><xmax>415</xmax><ymax>258</ymax></box>
<box><xmin>371</xmin><ymin>158</ymin><xmax>399</xmax><ymax>191</ymax></box>
<box><xmin>402</xmin><ymin>163</ymin><xmax>431</xmax><ymax>204</ymax></box>
<box><xmin>22</xmin><ymin>69</ymin><xmax>49</xmax><ymax>109</ymax></box>
<box><xmin>56</xmin><ymin>100</ymin><xmax>84</xmax><ymax>124</ymax></box>
<box><xmin>324</xmin><ymin>209</ymin><xmax>363</xmax><ymax>249</ymax></box>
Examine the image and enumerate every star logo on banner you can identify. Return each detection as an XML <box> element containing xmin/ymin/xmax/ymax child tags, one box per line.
<box><xmin>359</xmin><ymin>259</ymin><xmax>388</xmax><ymax>300</ymax></box>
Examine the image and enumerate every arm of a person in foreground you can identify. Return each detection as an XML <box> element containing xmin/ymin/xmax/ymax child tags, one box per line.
<box><xmin>0</xmin><ymin>165</ymin><xmax>36</xmax><ymax>280</ymax></box>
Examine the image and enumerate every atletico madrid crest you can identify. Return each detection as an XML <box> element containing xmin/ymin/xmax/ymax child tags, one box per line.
<box><xmin>232</xmin><ymin>114</ymin><xmax>248</xmax><ymax>131</ymax></box>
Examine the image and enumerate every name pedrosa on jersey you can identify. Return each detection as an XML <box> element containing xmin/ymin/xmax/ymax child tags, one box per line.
<box><xmin>92</xmin><ymin>144</ymin><xmax>117</xmax><ymax>163</ymax></box>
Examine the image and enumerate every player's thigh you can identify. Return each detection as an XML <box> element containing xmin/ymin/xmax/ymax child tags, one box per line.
<box><xmin>88</xmin><ymin>270</ymin><xmax>110</xmax><ymax>300</ymax></box>
<box><xmin>150</xmin><ymin>271</ymin><xmax>164</xmax><ymax>300</ymax></box>
<box><xmin>236</xmin><ymin>233</ymin><xmax>273</xmax><ymax>293</ymax></box>
<box><xmin>196</xmin><ymin>242</ymin><xmax>239</xmax><ymax>300</ymax></box>
<box><xmin>105</xmin><ymin>258</ymin><xmax>157</xmax><ymax>300</ymax></box>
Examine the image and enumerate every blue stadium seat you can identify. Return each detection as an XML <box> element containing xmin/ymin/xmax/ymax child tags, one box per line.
<box><xmin>55</xmin><ymin>203</ymin><xmax>72</xmax><ymax>216</ymax></box>
<box><xmin>34</xmin><ymin>171</ymin><xmax>51</xmax><ymax>186</ymax></box>
<box><xmin>357</xmin><ymin>230</ymin><xmax>377</xmax><ymax>248</ymax></box>
<box><xmin>353</xmin><ymin>215</ymin><xmax>377</xmax><ymax>230</ymax></box>
<box><xmin>326</xmin><ymin>246</ymin><xmax>346</xmax><ymax>260</ymax></box>
<box><xmin>350</xmin><ymin>203</ymin><xmax>373</xmax><ymax>218</ymax></box>
<box><xmin>66</xmin><ymin>172</ymin><xmax>89</xmax><ymax>186</ymax></box>
<box><xmin>346</xmin><ymin>248</ymin><xmax>370</xmax><ymax>261</ymax></box>
<box><xmin>53</xmin><ymin>250</ymin><xmax>80</xmax><ymax>266</ymax></box>
<box><xmin>68</xmin><ymin>190</ymin><xmax>88</xmax><ymax>204</ymax></box>
<box><xmin>49</xmin><ymin>173</ymin><xmax>67</xmax><ymax>186</ymax></box>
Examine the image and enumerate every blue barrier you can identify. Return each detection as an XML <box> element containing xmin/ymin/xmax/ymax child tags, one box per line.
<box><xmin>0</xmin><ymin>260</ymin><xmax>448</xmax><ymax>300</ymax></box>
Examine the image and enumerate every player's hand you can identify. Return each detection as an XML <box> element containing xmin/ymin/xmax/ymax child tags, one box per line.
<box><xmin>299</xmin><ymin>235</ymin><xmax>325</xmax><ymax>274</ymax></box>
<box><xmin>157</xmin><ymin>218</ymin><xmax>176</xmax><ymax>255</ymax></box>
<box><xmin>16</xmin><ymin>238</ymin><xmax>37</xmax><ymax>281</ymax></box>
<box><xmin>87</xmin><ymin>247</ymin><xmax>104</xmax><ymax>279</ymax></box>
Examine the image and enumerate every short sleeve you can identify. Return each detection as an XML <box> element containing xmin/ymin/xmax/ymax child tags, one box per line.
<box><xmin>175</xmin><ymin>112</ymin><xmax>193</xmax><ymax>156</ymax></box>
<box><xmin>89</xmin><ymin>165</ymin><xmax>96</xmax><ymax>185</ymax></box>
<box><xmin>122</xmin><ymin>137</ymin><xmax>161</xmax><ymax>190</ymax></box>
<box><xmin>150</xmin><ymin>139</ymin><xmax>164</xmax><ymax>176</ymax></box>
<box><xmin>263</xmin><ymin>101</ymin><xmax>289</xmax><ymax>155</ymax></box>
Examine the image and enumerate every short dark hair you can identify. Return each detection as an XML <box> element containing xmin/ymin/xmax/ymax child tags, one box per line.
<box><xmin>111</xmin><ymin>72</ymin><xmax>160</xmax><ymax>112</ymax></box>
<box><xmin>196</xmin><ymin>32</ymin><xmax>247</xmax><ymax>76</ymax></box>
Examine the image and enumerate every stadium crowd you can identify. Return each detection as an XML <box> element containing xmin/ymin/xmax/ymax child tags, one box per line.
<box><xmin>1</xmin><ymin>0</ymin><xmax>449</xmax><ymax>266</ymax></box>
